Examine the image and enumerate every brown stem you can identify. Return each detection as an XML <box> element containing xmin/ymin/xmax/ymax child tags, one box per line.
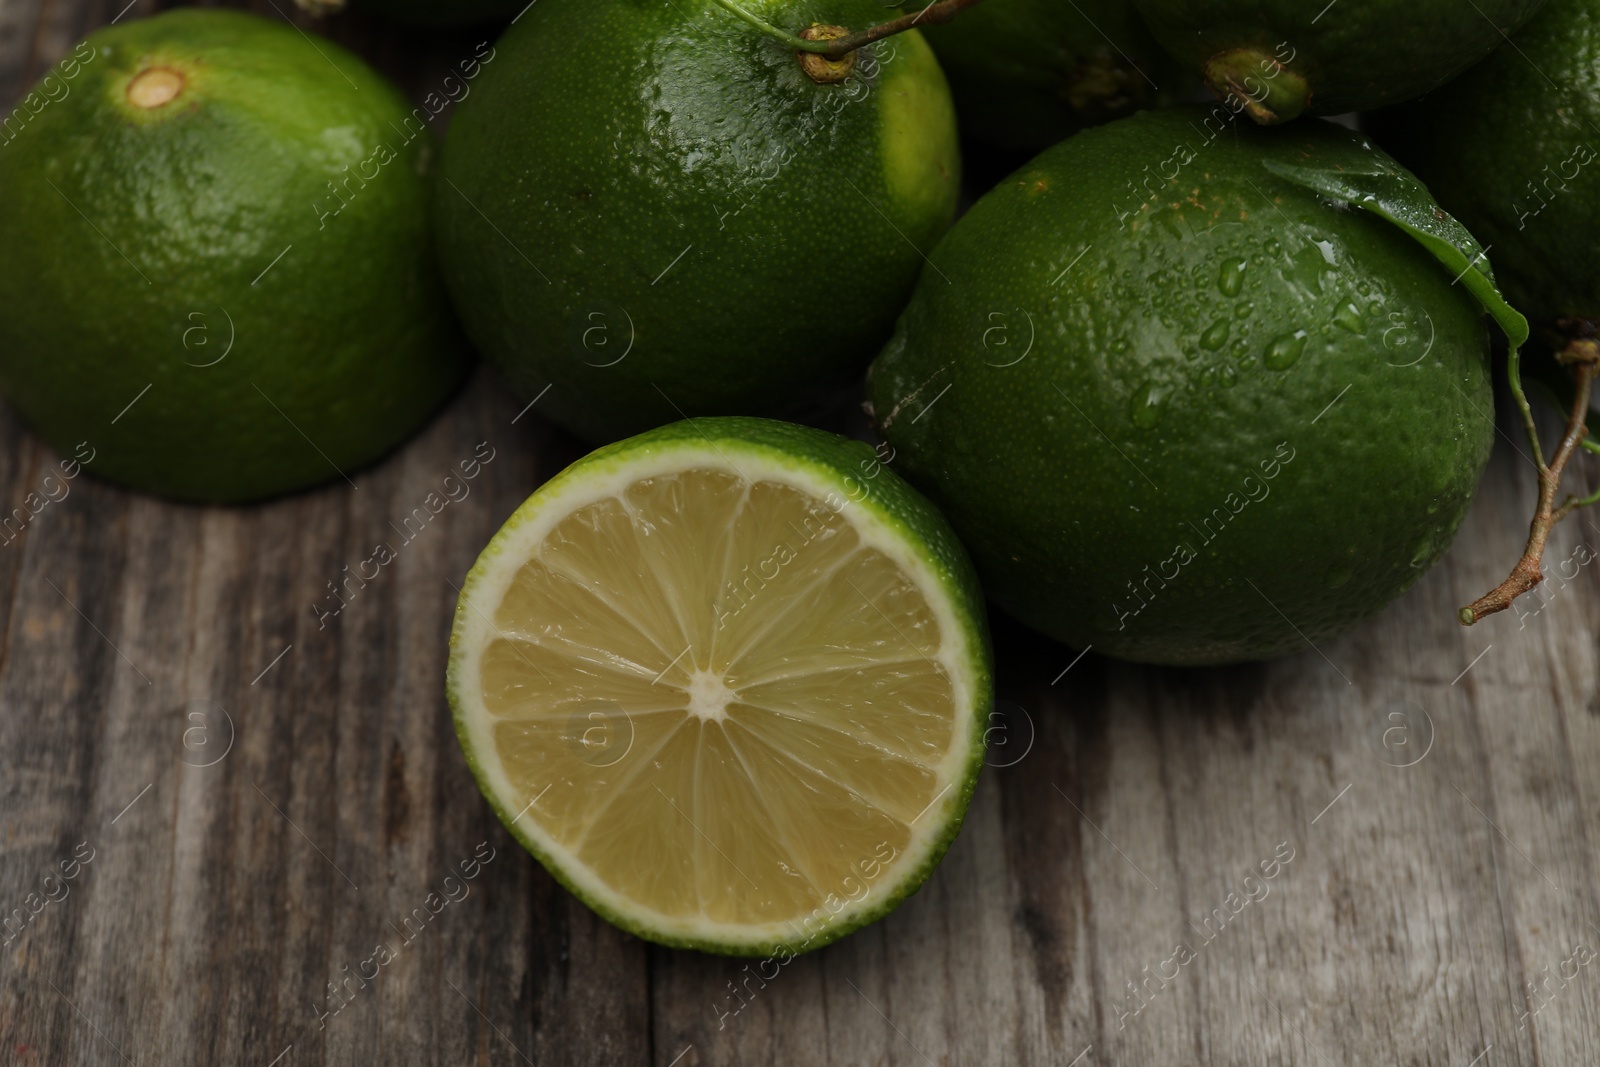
<box><xmin>1460</xmin><ymin>341</ymin><xmax>1599</xmax><ymax>624</ymax></box>
<box><xmin>812</xmin><ymin>0</ymin><xmax>990</xmax><ymax>57</ymax></box>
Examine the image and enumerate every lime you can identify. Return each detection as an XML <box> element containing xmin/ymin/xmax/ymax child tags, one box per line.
<box><xmin>915</xmin><ymin>0</ymin><xmax>1189</xmax><ymax>152</ymax></box>
<box><xmin>296</xmin><ymin>0</ymin><xmax>525</xmax><ymax>27</ymax></box>
<box><xmin>867</xmin><ymin>107</ymin><xmax>1522</xmax><ymax>666</ymax></box>
<box><xmin>1128</xmin><ymin>0</ymin><xmax>1547</xmax><ymax>121</ymax></box>
<box><xmin>435</xmin><ymin>0</ymin><xmax>960</xmax><ymax>444</ymax></box>
<box><xmin>447</xmin><ymin>417</ymin><xmax>992</xmax><ymax>954</ymax></box>
<box><xmin>0</xmin><ymin>9</ymin><xmax>465</xmax><ymax>503</ymax></box>
<box><xmin>1370</xmin><ymin>0</ymin><xmax>1600</xmax><ymax>342</ymax></box>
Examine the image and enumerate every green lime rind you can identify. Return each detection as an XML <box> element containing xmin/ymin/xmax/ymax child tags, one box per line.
<box><xmin>1261</xmin><ymin>159</ymin><xmax>1530</xmax><ymax>351</ymax></box>
<box><xmin>446</xmin><ymin>416</ymin><xmax>994</xmax><ymax>957</ymax></box>
<box><xmin>435</xmin><ymin>0</ymin><xmax>960</xmax><ymax>444</ymax></box>
<box><xmin>0</xmin><ymin>8</ymin><xmax>465</xmax><ymax>502</ymax></box>
<box><xmin>867</xmin><ymin>107</ymin><xmax>1496</xmax><ymax>664</ymax></box>
<box><xmin>907</xmin><ymin>0</ymin><xmax>1192</xmax><ymax>152</ymax></box>
<box><xmin>1128</xmin><ymin>0</ymin><xmax>1546</xmax><ymax>117</ymax></box>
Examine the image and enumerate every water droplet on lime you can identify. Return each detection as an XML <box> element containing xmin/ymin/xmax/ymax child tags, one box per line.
<box><xmin>1130</xmin><ymin>382</ymin><xmax>1165</xmax><ymax>428</ymax></box>
<box><xmin>1157</xmin><ymin>210</ymin><xmax>1187</xmax><ymax>240</ymax></box>
<box><xmin>1334</xmin><ymin>302</ymin><xmax>1366</xmax><ymax>334</ymax></box>
<box><xmin>1218</xmin><ymin>257</ymin><xmax>1247</xmax><ymax>297</ymax></box>
<box><xmin>1200</xmin><ymin>319</ymin><xmax>1231</xmax><ymax>350</ymax></box>
<box><xmin>1263</xmin><ymin>331</ymin><xmax>1308</xmax><ymax>370</ymax></box>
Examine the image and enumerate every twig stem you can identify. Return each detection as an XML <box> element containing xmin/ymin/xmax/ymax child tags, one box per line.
<box><xmin>703</xmin><ymin>0</ymin><xmax>989</xmax><ymax>56</ymax></box>
<box><xmin>1460</xmin><ymin>337</ymin><xmax>1600</xmax><ymax>624</ymax></box>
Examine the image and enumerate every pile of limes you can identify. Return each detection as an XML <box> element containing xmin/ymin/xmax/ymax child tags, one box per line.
<box><xmin>2</xmin><ymin>0</ymin><xmax>1593</xmax><ymax>954</ymax></box>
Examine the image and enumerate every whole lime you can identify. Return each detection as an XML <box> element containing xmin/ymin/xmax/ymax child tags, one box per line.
<box><xmin>916</xmin><ymin>0</ymin><xmax>1189</xmax><ymax>152</ymax></box>
<box><xmin>295</xmin><ymin>0</ymin><xmax>525</xmax><ymax>27</ymax></box>
<box><xmin>435</xmin><ymin>0</ymin><xmax>960</xmax><ymax>444</ymax></box>
<box><xmin>0</xmin><ymin>9</ymin><xmax>465</xmax><ymax>502</ymax></box>
<box><xmin>1128</xmin><ymin>0</ymin><xmax>1546</xmax><ymax>122</ymax></box>
<box><xmin>1370</xmin><ymin>0</ymin><xmax>1600</xmax><ymax>345</ymax></box>
<box><xmin>867</xmin><ymin>107</ymin><xmax>1522</xmax><ymax>665</ymax></box>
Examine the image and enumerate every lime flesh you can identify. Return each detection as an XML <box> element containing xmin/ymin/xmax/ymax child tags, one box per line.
<box><xmin>448</xmin><ymin>418</ymin><xmax>992</xmax><ymax>954</ymax></box>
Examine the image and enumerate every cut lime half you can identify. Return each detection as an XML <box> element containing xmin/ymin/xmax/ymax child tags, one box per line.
<box><xmin>447</xmin><ymin>418</ymin><xmax>992</xmax><ymax>955</ymax></box>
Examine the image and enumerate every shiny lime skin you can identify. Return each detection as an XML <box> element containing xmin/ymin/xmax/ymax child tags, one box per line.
<box><xmin>918</xmin><ymin>0</ymin><xmax>1189</xmax><ymax>152</ymax></box>
<box><xmin>1371</xmin><ymin>0</ymin><xmax>1599</xmax><ymax>339</ymax></box>
<box><xmin>867</xmin><ymin>108</ymin><xmax>1496</xmax><ymax>665</ymax></box>
<box><xmin>436</xmin><ymin>0</ymin><xmax>960</xmax><ymax>444</ymax></box>
<box><xmin>1130</xmin><ymin>0</ymin><xmax>1545</xmax><ymax>116</ymax></box>
<box><xmin>0</xmin><ymin>9</ymin><xmax>465</xmax><ymax>502</ymax></box>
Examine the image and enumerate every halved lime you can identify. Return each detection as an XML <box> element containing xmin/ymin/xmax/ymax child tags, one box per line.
<box><xmin>447</xmin><ymin>418</ymin><xmax>992</xmax><ymax>955</ymax></box>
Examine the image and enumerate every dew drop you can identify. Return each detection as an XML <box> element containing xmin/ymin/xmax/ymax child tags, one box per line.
<box><xmin>1129</xmin><ymin>382</ymin><xmax>1165</xmax><ymax>428</ymax></box>
<box><xmin>1218</xmin><ymin>257</ymin><xmax>1248</xmax><ymax>297</ymax></box>
<box><xmin>1333</xmin><ymin>302</ymin><xmax>1367</xmax><ymax>334</ymax></box>
<box><xmin>1200</xmin><ymin>319</ymin><xmax>1231</xmax><ymax>350</ymax></box>
<box><xmin>1410</xmin><ymin>536</ymin><xmax>1436</xmax><ymax>568</ymax></box>
<box><xmin>1263</xmin><ymin>331</ymin><xmax>1308</xmax><ymax>371</ymax></box>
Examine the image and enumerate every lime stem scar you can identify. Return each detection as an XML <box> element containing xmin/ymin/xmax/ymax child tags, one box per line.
<box><xmin>127</xmin><ymin>67</ymin><xmax>185</xmax><ymax>109</ymax></box>
<box><xmin>797</xmin><ymin>25</ymin><xmax>857</xmax><ymax>84</ymax></box>
<box><xmin>704</xmin><ymin>0</ymin><xmax>990</xmax><ymax>58</ymax></box>
<box><xmin>1203</xmin><ymin>48</ymin><xmax>1309</xmax><ymax>125</ymax></box>
<box><xmin>1460</xmin><ymin>329</ymin><xmax>1600</xmax><ymax>625</ymax></box>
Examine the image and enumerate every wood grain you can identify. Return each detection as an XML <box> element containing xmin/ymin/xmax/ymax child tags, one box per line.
<box><xmin>4</xmin><ymin>3</ymin><xmax>1600</xmax><ymax>1064</ymax></box>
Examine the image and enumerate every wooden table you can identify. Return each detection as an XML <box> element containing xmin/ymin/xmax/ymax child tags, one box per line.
<box><xmin>4</xmin><ymin>3</ymin><xmax>1600</xmax><ymax>1063</ymax></box>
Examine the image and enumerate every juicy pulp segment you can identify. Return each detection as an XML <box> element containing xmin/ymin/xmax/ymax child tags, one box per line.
<box><xmin>476</xmin><ymin>467</ymin><xmax>960</xmax><ymax>930</ymax></box>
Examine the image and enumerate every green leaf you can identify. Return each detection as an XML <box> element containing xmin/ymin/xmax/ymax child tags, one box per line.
<box><xmin>1262</xmin><ymin>156</ymin><xmax>1529</xmax><ymax>351</ymax></box>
